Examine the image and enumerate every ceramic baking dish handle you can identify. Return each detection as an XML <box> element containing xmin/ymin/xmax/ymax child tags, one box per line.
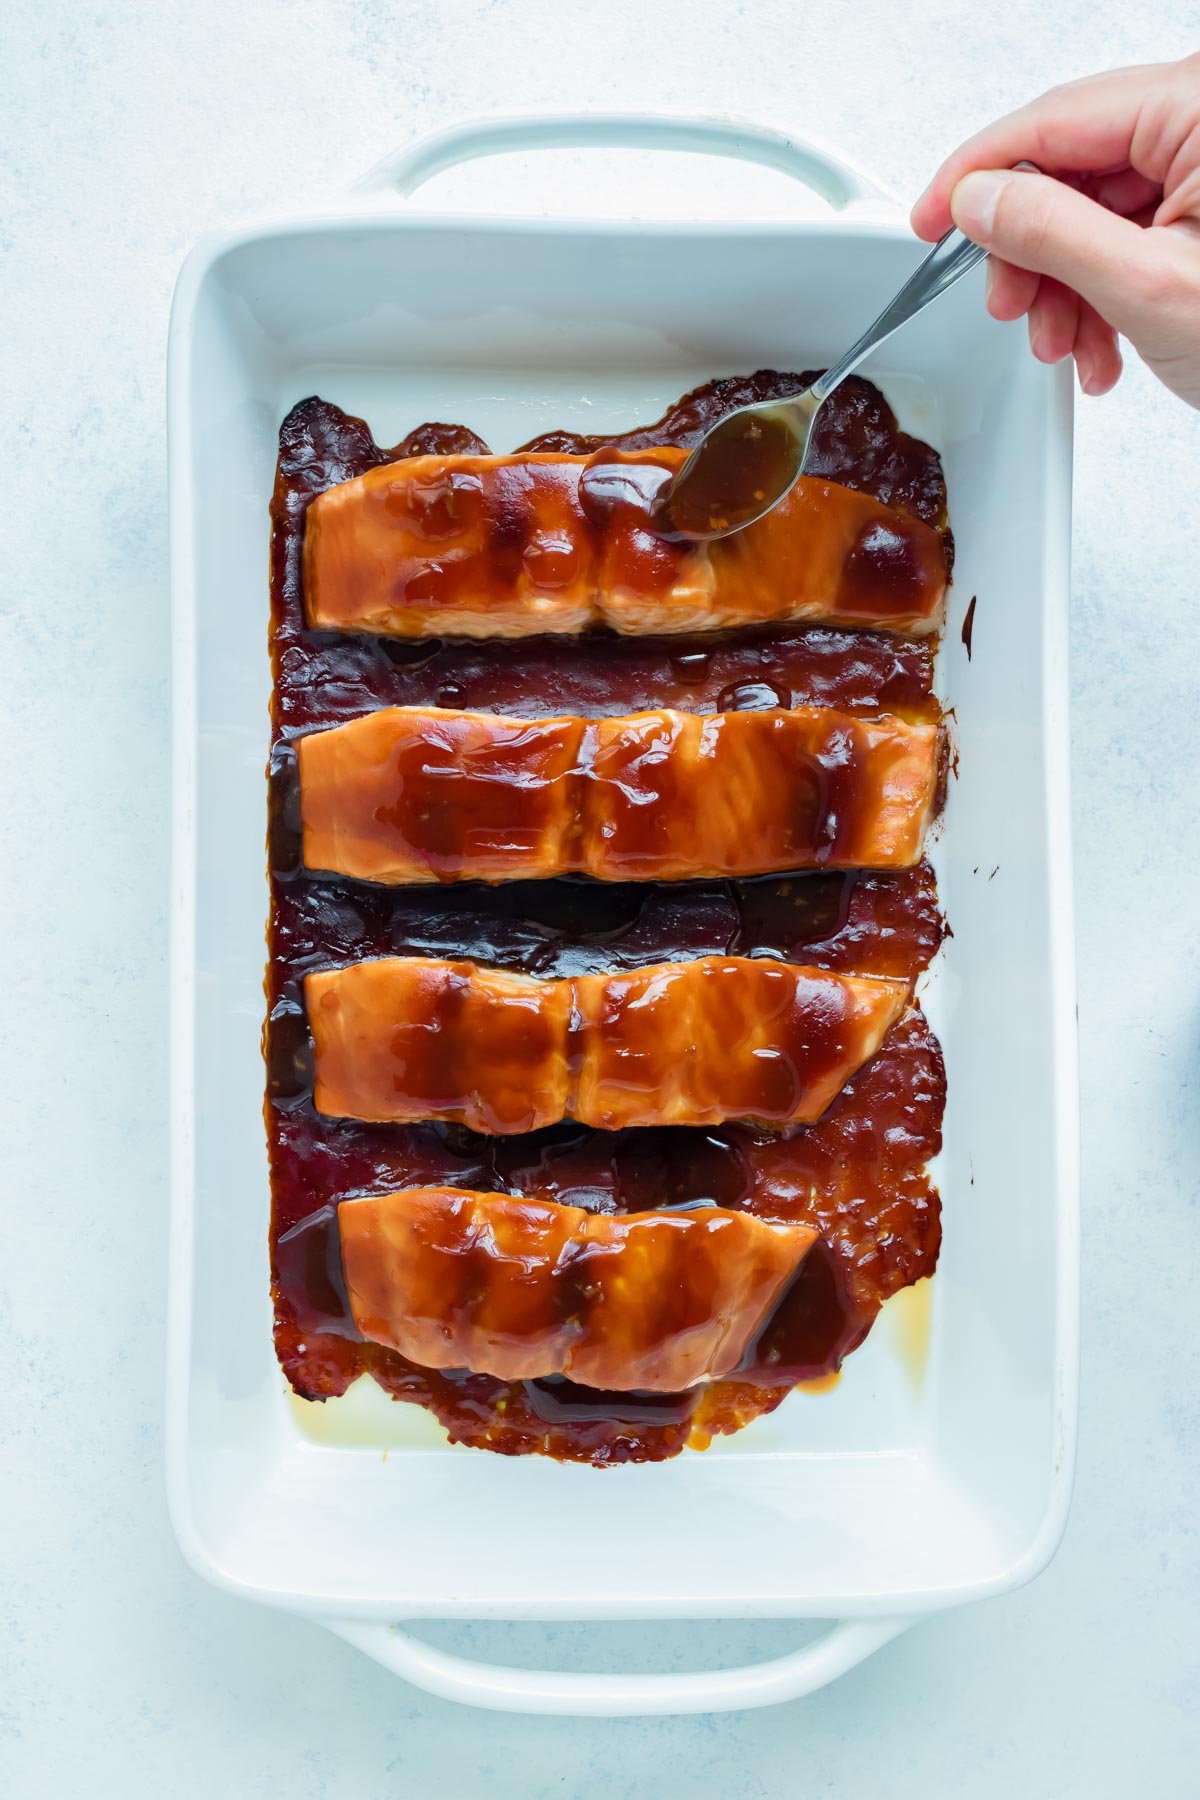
<box><xmin>326</xmin><ymin>1615</ymin><xmax>912</xmax><ymax>1716</ymax></box>
<box><xmin>350</xmin><ymin>113</ymin><xmax>904</xmax><ymax>215</ymax></box>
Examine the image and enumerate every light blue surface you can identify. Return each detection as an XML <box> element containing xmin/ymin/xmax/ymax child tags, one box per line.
<box><xmin>2</xmin><ymin>1</ymin><xmax>1198</xmax><ymax>1792</ymax></box>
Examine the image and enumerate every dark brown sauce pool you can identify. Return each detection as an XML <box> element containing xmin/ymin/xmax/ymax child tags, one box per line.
<box><xmin>267</xmin><ymin>370</ymin><xmax>949</xmax><ymax>1463</ymax></box>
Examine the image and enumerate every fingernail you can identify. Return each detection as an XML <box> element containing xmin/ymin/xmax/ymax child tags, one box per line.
<box><xmin>950</xmin><ymin>170</ymin><xmax>1011</xmax><ymax>242</ymax></box>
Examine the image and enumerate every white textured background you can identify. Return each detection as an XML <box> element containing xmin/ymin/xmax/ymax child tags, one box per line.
<box><xmin>2</xmin><ymin>2</ymin><xmax>1198</xmax><ymax>1793</ymax></box>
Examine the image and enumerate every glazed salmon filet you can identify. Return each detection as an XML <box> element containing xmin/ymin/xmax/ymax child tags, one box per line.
<box><xmin>303</xmin><ymin>449</ymin><xmax>948</xmax><ymax>640</ymax></box>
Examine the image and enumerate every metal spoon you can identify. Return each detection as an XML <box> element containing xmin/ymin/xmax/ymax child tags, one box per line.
<box><xmin>664</xmin><ymin>224</ymin><xmax>991</xmax><ymax>540</ymax></box>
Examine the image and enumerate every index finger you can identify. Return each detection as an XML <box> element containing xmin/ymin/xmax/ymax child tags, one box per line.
<box><xmin>910</xmin><ymin>61</ymin><xmax>1163</xmax><ymax>239</ymax></box>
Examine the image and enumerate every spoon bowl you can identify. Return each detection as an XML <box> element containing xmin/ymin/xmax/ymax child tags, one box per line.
<box><xmin>665</xmin><ymin>218</ymin><xmax>995</xmax><ymax>540</ymax></box>
<box><xmin>663</xmin><ymin>394</ymin><xmax>823</xmax><ymax>540</ymax></box>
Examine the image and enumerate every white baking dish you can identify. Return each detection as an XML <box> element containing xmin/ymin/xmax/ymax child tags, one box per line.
<box><xmin>166</xmin><ymin>115</ymin><xmax>1078</xmax><ymax>1715</ymax></box>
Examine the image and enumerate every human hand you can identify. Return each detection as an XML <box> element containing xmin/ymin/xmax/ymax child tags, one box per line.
<box><xmin>911</xmin><ymin>55</ymin><xmax>1200</xmax><ymax>406</ymax></box>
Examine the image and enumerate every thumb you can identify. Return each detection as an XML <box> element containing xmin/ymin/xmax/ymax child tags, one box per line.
<box><xmin>950</xmin><ymin>167</ymin><xmax>1150</xmax><ymax>335</ymax></box>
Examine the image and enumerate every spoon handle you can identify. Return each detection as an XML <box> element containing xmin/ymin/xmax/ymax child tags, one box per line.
<box><xmin>811</xmin><ymin>226</ymin><xmax>988</xmax><ymax>404</ymax></box>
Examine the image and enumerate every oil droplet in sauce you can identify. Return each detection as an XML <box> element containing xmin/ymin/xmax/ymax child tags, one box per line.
<box><xmin>716</xmin><ymin>678</ymin><xmax>792</xmax><ymax>712</ymax></box>
<box><xmin>668</xmin><ymin>646</ymin><xmax>716</xmax><ymax>686</ymax></box>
